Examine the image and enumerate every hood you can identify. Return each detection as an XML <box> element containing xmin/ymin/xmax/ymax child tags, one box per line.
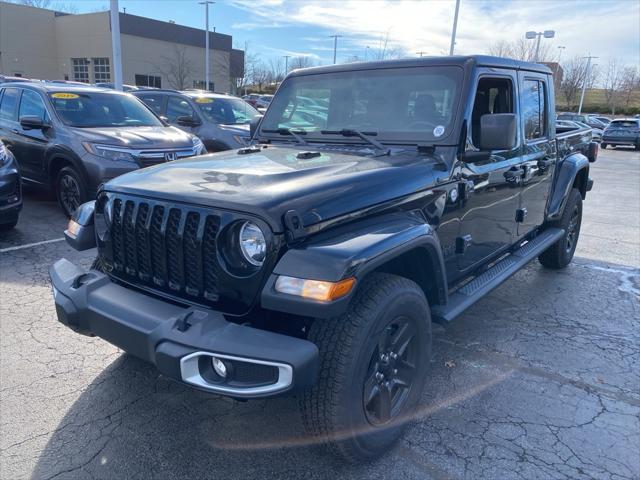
<box><xmin>72</xmin><ymin>125</ymin><xmax>193</xmax><ymax>149</ymax></box>
<box><xmin>104</xmin><ymin>145</ymin><xmax>446</xmax><ymax>233</ymax></box>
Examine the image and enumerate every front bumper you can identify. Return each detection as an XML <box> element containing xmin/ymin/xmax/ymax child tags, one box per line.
<box><xmin>50</xmin><ymin>259</ymin><xmax>318</xmax><ymax>398</ymax></box>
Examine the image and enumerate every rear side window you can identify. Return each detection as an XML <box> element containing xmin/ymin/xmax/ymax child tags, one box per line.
<box><xmin>19</xmin><ymin>90</ymin><xmax>48</xmax><ymax>121</ymax></box>
<box><xmin>0</xmin><ymin>88</ymin><xmax>20</xmax><ymax>121</ymax></box>
<box><xmin>137</xmin><ymin>93</ymin><xmax>165</xmax><ymax>115</ymax></box>
<box><xmin>522</xmin><ymin>79</ymin><xmax>547</xmax><ymax>140</ymax></box>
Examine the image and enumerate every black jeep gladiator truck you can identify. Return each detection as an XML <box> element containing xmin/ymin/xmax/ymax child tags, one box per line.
<box><xmin>51</xmin><ymin>56</ymin><xmax>596</xmax><ymax>462</ymax></box>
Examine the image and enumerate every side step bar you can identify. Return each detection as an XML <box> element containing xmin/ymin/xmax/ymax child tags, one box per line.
<box><xmin>432</xmin><ymin>228</ymin><xmax>564</xmax><ymax>322</ymax></box>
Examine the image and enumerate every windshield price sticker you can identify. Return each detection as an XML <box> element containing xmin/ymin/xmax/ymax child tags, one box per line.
<box><xmin>51</xmin><ymin>92</ymin><xmax>80</xmax><ymax>99</ymax></box>
<box><xmin>195</xmin><ymin>97</ymin><xmax>214</xmax><ymax>103</ymax></box>
<box><xmin>433</xmin><ymin>125</ymin><xmax>445</xmax><ymax>137</ymax></box>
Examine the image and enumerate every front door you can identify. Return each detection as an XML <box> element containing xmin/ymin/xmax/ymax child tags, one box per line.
<box><xmin>14</xmin><ymin>89</ymin><xmax>51</xmax><ymax>183</ymax></box>
<box><xmin>457</xmin><ymin>72</ymin><xmax>522</xmax><ymax>274</ymax></box>
<box><xmin>516</xmin><ymin>73</ymin><xmax>556</xmax><ymax>236</ymax></box>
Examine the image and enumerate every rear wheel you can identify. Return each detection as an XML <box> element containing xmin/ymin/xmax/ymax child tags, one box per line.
<box><xmin>56</xmin><ymin>166</ymin><xmax>87</xmax><ymax>218</ymax></box>
<box><xmin>601</xmin><ymin>143</ymin><xmax>607</xmax><ymax>149</ymax></box>
<box><xmin>0</xmin><ymin>219</ymin><xmax>18</xmax><ymax>231</ymax></box>
<box><xmin>635</xmin><ymin>141</ymin><xmax>640</xmax><ymax>151</ymax></box>
<box><xmin>300</xmin><ymin>273</ymin><xmax>431</xmax><ymax>462</ymax></box>
<box><xmin>539</xmin><ymin>188</ymin><xmax>582</xmax><ymax>269</ymax></box>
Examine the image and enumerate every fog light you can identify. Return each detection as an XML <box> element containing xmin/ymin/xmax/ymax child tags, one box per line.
<box><xmin>211</xmin><ymin>356</ymin><xmax>227</xmax><ymax>378</ymax></box>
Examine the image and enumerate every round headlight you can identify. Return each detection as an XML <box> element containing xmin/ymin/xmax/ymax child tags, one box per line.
<box><xmin>239</xmin><ymin>221</ymin><xmax>266</xmax><ymax>266</ymax></box>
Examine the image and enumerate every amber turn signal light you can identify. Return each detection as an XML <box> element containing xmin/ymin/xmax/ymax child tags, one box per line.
<box><xmin>275</xmin><ymin>276</ymin><xmax>356</xmax><ymax>301</ymax></box>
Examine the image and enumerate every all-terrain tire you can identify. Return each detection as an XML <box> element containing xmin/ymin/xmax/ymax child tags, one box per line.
<box><xmin>299</xmin><ymin>273</ymin><xmax>432</xmax><ymax>462</ymax></box>
<box><xmin>56</xmin><ymin>166</ymin><xmax>88</xmax><ymax>218</ymax></box>
<box><xmin>538</xmin><ymin>188</ymin><xmax>582</xmax><ymax>269</ymax></box>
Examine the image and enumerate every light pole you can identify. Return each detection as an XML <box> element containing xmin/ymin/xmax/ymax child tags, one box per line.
<box><xmin>329</xmin><ymin>34</ymin><xmax>342</xmax><ymax>64</ymax></box>
<box><xmin>283</xmin><ymin>55</ymin><xmax>290</xmax><ymax>75</ymax></box>
<box><xmin>199</xmin><ymin>1</ymin><xmax>214</xmax><ymax>91</ymax></box>
<box><xmin>449</xmin><ymin>0</ymin><xmax>461</xmax><ymax>55</ymax></box>
<box><xmin>557</xmin><ymin>45</ymin><xmax>566</xmax><ymax>64</ymax></box>
<box><xmin>525</xmin><ymin>30</ymin><xmax>555</xmax><ymax>63</ymax></box>
<box><xmin>416</xmin><ymin>51</ymin><xmax>427</xmax><ymax>57</ymax></box>
<box><xmin>578</xmin><ymin>55</ymin><xmax>598</xmax><ymax>114</ymax></box>
<box><xmin>109</xmin><ymin>0</ymin><xmax>123</xmax><ymax>90</ymax></box>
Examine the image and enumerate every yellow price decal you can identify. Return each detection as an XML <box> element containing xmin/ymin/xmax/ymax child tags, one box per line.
<box><xmin>51</xmin><ymin>92</ymin><xmax>80</xmax><ymax>99</ymax></box>
<box><xmin>195</xmin><ymin>97</ymin><xmax>213</xmax><ymax>104</ymax></box>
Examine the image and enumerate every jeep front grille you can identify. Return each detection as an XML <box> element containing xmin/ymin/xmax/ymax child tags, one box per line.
<box><xmin>97</xmin><ymin>193</ymin><xmax>274</xmax><ymax>314</ymax></box>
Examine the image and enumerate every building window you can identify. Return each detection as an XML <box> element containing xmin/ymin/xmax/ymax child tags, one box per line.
<box><xmin>135</xmin><ymin>74</ymin><xmax>162</xmax><ymax>88</ymax></box>
<box><xmin>72</xmin><ymin>58</ymin><xmax>89</xmax><ymax>83</ymax></box>
<box><xmin>93</xmin><ymin>57</ymin><xmax>111</xmax><ymax>83</ymax></box>
<box><xmin>193</xmin><ymin>80</ymin><xmax>214</xmax><ymax>91</ymax></box>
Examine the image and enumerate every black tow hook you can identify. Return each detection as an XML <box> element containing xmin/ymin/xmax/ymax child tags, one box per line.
<box><xmin>175</xmin><ymin>311</ymin><xmax>194</xmax><ymax>332</ymax></box>
<box><xmin>72</xmin><ymin>273</ymin><xmax>95</xmax><ymax>289</ymax></box>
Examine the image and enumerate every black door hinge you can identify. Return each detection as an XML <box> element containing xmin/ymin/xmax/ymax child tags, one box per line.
<box><xmin>516</xmin><ymin>208</ymin><xmax>528</xmax><ymax>223</ymax></box>
<box><xmin>455</xmin><ymin>234</ymin><xmax>473</xmax><ymax>254</ymax></box>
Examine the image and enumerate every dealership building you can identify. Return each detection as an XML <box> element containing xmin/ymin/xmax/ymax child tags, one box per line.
<box><xmin>0</xmin><ymin>1</ymin><xmax>244</xmax><ymax>92</ymax></box>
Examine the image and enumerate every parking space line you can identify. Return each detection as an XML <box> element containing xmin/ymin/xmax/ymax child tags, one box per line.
<box><xmin>0</xmin><ymin>237</ymin><xmax>65</xmax><ymax>254</ymax></box>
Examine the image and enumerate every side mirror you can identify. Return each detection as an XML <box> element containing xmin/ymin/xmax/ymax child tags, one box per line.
<box><xmin>176</xmin><ymin>115</ymin><xmax>201</xmax><ymax>127</ymax></box>
<box><xmin>249</xmin><ymin>114</ymin><xmax>263</xmax><ymax>138</ymax></box>
<box><xmin>479</xmin><ymin>113</ymin><xmax>517</xmax><ymax>151</ymax></box>
<box><xmin>20</xmin><ymin>115</ymin><xmax>48</xmax><ymax>130</ymax></box>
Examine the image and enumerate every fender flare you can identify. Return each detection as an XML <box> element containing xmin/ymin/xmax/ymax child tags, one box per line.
<box><xmin>261</xmin><ymin>212</ymin><xmax>447</xmax><ymax>318</ymax></box>
<box><xmin>45</xmin><ymin>146</ymin><xmax>94</xmax><ymax>192</ymax></box>
<box><xmin>547</xmin><ymin>152</ymin><xmax>589</xmax><ymax>221</ymax></box>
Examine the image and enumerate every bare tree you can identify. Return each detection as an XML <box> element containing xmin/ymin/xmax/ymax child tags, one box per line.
<box><xmin>620</xmin><ymin>66</ymin><xmax>639</xmax><ymax>108</ymax></box>
<box><xmin>487</xmin><ymin>38</ymin><xmax>553</xmax><ymax>62</ymax></box>
<box><xmin>267</xmin><ymin>58</ymin><xmax>285</xmax><ymax>84</ymax></box>
<box><xmin>559</xmin><ymin>56</ymin><xmax>598</xmax><ymax>110</ymax></box>
<box><xmin>252</xmin><ymin>63</ymin><xmax>270</xmax><ymax>92</ymax></box>
<box><xmin>289</xmin><ymin>56</ymin><xmax>315</xmax><ymax>70</ymax></box>
<box><xmin>154</xmin><ymin>46</ymin><xmax>196</xmax><ymax>90</ymax></box>
<box><xmin>602</xmin><ymin>58</ymin><xmax>625</xmax><ymax>115</ymax></box>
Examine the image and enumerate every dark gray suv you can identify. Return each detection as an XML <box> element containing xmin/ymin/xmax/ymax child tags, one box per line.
<box><xmin>133</xmin><ymin>90</ymin><xmax>259</xmax><ymax>152</ymax></box>
<box><xmin>0</xmin><ymin>83</ymin><xmax>205</xmax><ymax>216</ymax></box>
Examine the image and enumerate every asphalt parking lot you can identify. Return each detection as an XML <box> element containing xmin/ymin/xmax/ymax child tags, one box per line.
<box><xmin>1</xmin><ymin>147</ymin><xmax>639</xmax><ymax>480</ymax></box>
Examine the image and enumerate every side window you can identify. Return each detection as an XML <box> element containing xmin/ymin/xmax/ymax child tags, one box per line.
<box><xmin>138</xmin><ymin>94</ymin><xmax>165</xmax><ymax>115</ymax></box>
<box><xmin>0</xmin><ymin>88</ymin><xmax>20</xmax><ymax>121</ymax></box>
<box><xmin>166</xmin><ymin>97</ymin><xmax>196</xmax><ymax>123</ymax></box>
<box><xmin>522</xmin><ymin>79</ymin><xmax>547</xmax><ymax>140</ymax></box>
<box><xmin>471</xmin><ymin>77</ymin><xmax>514</xmax><ymax>147</ymax></box>
<box><xmin>18</xmin><ymin>90</ymin><xmax>47</xmax><ymax>122</ymax></box>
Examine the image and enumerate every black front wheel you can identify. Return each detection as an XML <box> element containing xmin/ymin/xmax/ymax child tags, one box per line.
<box><xmin>300</xmin><ymin>273</ymin><xmax>432</xmax><ymax>462</ymax></box>
<box><xmin>601</xmin><ymin>143</ymin><xmax>607</xmax><ymax>149</ymax></box>
<box><xmin>56</xmin><ymin>166</ymin><xmax>87</xmax><ymax>218</ymax></box>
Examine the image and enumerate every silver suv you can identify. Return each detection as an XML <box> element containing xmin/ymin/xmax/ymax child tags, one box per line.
<box><xmin>133</xmin><ymin>90</ymin><xmax>260</xmax><ymax>152</ymax></box>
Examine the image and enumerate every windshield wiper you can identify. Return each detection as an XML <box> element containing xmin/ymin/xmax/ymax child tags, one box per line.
<box><xmin>262</xmin><ymin>128</ymin><xmax>308</xmax><ymax>145</ymax></box>
<box><xmin>320</xmin><ymin>129</ymin><xmax>389</xmax><ymax>154</ymax></box>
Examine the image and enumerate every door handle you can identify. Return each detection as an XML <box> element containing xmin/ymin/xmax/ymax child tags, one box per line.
<box><xmin>504</xmin><ymin>168</ymin><xmax>524</xmax><ymax>181</ymax></box>
<box><xmin>537</xmin><ymin>159</ymin><xmax>553</xmax><ymax>169</ymax></box>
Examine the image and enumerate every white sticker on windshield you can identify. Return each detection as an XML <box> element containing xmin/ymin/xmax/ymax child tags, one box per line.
<box><xmin>433</xmin><ymin>125</ymin><xmax>445</xmax><ymax>137</ymax></box>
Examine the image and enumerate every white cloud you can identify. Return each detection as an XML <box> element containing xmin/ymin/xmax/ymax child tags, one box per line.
<box><xmin>230</xmin><ymin>0</ymin><xmax>640</xmax><ymax>65</ymax></box>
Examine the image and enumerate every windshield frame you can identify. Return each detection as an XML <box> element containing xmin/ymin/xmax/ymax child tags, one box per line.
<box><xmin>48</xmin><ymin>90</ymin><xmax>164</xmax><ymax>128</ymax></box>
<box><xmin>258</xmin><ymin>65</ymin><xmax>465</xmax><ymax>145</ymax></box>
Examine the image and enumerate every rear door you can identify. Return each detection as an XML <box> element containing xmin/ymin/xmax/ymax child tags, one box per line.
<box><xmin>516</xmin><ymin>73</ymin><xmax>556</xmax><ymax>236</ymax></box>
<box><xmin>0</xmin><ymin>87</ymin><xmax>22</xmax><ymax>168</ymax></box>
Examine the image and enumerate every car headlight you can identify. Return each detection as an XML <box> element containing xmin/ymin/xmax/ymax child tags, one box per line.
<box><xmin>82</xmin><ymin>142</ymin><xmax>136</xmax><ymax>162</ymax></box>
<box><xmin>0</xmin><ymin>142</ymin><xmax>8</xmax><ymax>167</ymax></box>
<box><xmin>239</xmin><ymin>221</ymin><xmax>266</xmax><ymax>266</ymax></box>
<box><xmin>192</xmin><ymin>136</ymin><xmax>206</xmax><ymax>154</ymax></box>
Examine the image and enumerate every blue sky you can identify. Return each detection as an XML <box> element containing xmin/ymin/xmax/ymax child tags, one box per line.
<box><xmin>59</xmin><ymin>0</ymin><xmax>640</xmax><ymax>67</ymax></box>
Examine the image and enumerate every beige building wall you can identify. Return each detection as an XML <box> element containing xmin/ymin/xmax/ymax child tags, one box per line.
<box><xmin>121</xmin><ymin>34</ymin><xmax>231</xmax><ymax>92</ymax></box>
<box><xmin>0</xmin><ymin>2</ymin><xmax>58</xmax><ymax>79</ymax></box>
<box><xmin>54</xmin><ymin>12</ymin><xmax>113</xmax><ymax>82</ymax></box>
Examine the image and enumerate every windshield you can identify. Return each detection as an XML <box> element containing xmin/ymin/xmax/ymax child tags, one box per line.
<box><xmin>260</xmin><ymin>66</ymin><xmax>462</xmax><ymax>142</ymax></box>
<box><xmin>609</xmin><ymin>120</ymin><xmax>638</xmax><ymax>128</ymax></box>
<box><xmin>194</xmin><ymin>96</ymin><xmax>259</xmax><ymax>125</ymax></box>
<box><xmin>49</xmin><ymin>91</ymin><xmax>162</xmax><ymax>128</ymax></box>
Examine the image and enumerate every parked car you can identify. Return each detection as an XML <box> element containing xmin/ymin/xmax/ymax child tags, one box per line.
<box><xmin>601</xmin><ymin>118</ymin><xmax>640</xmax><ymax>150</ymax></box>
<box><xmin>558</xmin><ymin>119</ymin><xmax>603</xmax><ymax>142</ymax></box>
<box><xmin>0</xmin><ymin>139</ymin><xmax>22</xmax><ymax>230</ymax></box>
<box><xmin>0</xmin><ymin>74</ymin><xmax>34</xmax><ymax>84</ymax></box>
<box><xmin>52</xmin><ymin>55</ymin><xmax>595</xmax><ymax>462</ymax></box>
<box><xmin>589</xmin><ymin>115</ymin><xmax>611</xmax><ymax>126</ymax></box>
<box><xmin>557</xmin><ymin>112</ymin><xmax>608</xmax><ymax>130</ymax></box>
<box><xmin>133</xmin><ymin>89</ymin><xmax>259</xmax><ymax>151</ymax></box>
<box><xmin>0</xmin><ymin>83</ymin><xmax>205</xmax><ymax>216</ymax></box>
<box><xmin>94</xmin><ymin>82</ymin><xmax>139</xmax><ymax>92</ymax></box>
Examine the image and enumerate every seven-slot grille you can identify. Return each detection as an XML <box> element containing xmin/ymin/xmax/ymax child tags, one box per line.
<box><xmin>106</xmin><ymin>196</ymin><xmax>223</xmax><ymax>304</ymax></box>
